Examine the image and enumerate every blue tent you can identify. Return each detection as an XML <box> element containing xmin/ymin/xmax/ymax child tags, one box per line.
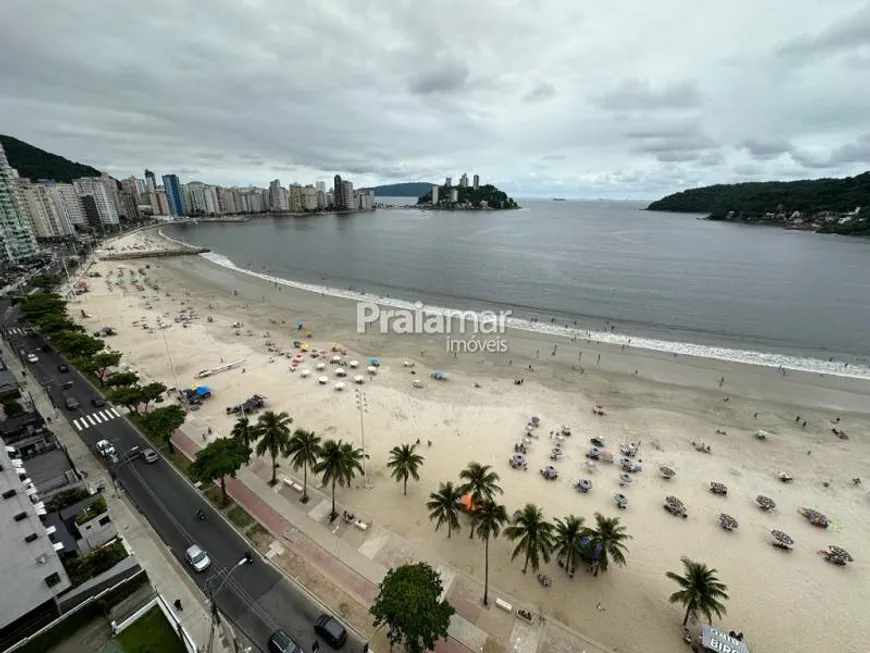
<box><xmin>575</xmin><ymin>536</ymin><xmax>602</xmax><ymax>564</ymax></box>
<box><xmin>432</xmin><ymin>371</ymin><xmax>448</xmax><ymax>381</ymax></box>
<box><xmin>195</xmin><ymin>386</ymin><xmax>212</xmax><ymax>397</ymax></box>
<box><xmin>369</xmin><ymin>357</ymin><xmax>380</xmax><ymax>366</ymax></box>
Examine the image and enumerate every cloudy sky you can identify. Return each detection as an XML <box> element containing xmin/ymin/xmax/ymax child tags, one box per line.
<box><xmin>1</xmin><ymin>0</ymin><xmax>868</xmax><ymax>199</ymax></box>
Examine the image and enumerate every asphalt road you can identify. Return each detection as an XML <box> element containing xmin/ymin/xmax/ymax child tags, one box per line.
<box><xmin>1</xmin><ymin>314</ymin><xmax>362</xmax><ymax>653</ymax></box>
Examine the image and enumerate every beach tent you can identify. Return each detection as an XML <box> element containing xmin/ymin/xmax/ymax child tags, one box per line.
<box><xmin>575</xmin><ymin>536</ymin><xmax>603</xmax><ymax>564</ymax></box>
<box><xmin>432</xmin><ymin>371</ymin><xmax>448</xmax><ymax>381</ymax></box>
<box><xmin>701</xmin><ymin>626</ymin><xmax>749</xmax><ymax>653</ymax></box>
<box><xmin>194</xmin><ymin>386</ymin><xmax>212</xmax><ymax>397</ymax></box>
<box><xmin>369</xmin><ymin>357</ymin><xmax>381</xmax><ymax>367</ymax></box>
<box><xmin>459</xmin><ymin>493</ymin><xmax>480</xmax><ymax>512</ymax></box>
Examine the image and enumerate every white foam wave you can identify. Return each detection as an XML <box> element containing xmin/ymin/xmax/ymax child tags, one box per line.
<box><xmin>164</xmin><ymin>231</ymin><xmax>870</xmax><ymax>380</ymax></box>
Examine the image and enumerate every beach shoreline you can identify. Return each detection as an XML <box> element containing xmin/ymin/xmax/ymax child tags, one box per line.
<box><xmin>73</xmin><ymin>230</ymin><xmax>870</xmax><ymax>653</ymax></box>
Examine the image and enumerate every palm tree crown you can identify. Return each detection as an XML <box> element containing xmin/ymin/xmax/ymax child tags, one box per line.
<box><xmin>286</xmin><ymin>428</ymin><xmax>322</xmax><ymax>503</ymax></box>
<box><xmin>474</xmin><ymin>500</ymin><xmax>509</xmax><ymax>606</ymax></box>
<box><xmin>666</xmin><ymin>557</ymin><xmax>729</xmax><ymax>626</ymax></box>
<box><xmin>253</xmin><ymin>410</ymin><xmax>293</xmax><ymax>485</ymax></box>
<box><xmin>504</xmin><ymin>503</ymin><xmax>555</xmax><ymax>573</ymax></box>
<box><xmin>386</xmin><ymin>444</ymin><xmax>425</xmax><ymax>495</ymax></box>
<box><xmin>426</xmin><ymin>482</ymin><xmax>463</xmax><ymax>538</ymax></box>
<box><xmin>553</xmin><ymin>515</ymin><xmax>585</xmax><ymax>576</ymax></box>
<box><xmin>583</xmin><ymin>512</ymin><xmax>631</xmax><ymax>575</ymax></box>
<box><xmin>458</xmin><ymin>462</ymin><xmax>503</xmax><ymax>504</ymax></box>
<box><xmin>231</xmin><ymin>414</ymin><xmax>257</xmax><ymax>449</ymax></box>
<box><xmin>312</xmin><ymin>439</ymin><xmax>365</xmax><ymax>518</ymax></box>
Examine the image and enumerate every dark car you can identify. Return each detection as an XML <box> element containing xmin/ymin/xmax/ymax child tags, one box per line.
<box><xmin>57</xmin><ymin>363</ymin><xmax>69</xmax><ymax>373</ymax></box>
<box><xmin>91</xmin><ymin>397</ymin><xmax>106</xmax><ymax>407</ymax></box>
<box><xmin>315</xmin><ymin>614</ymin><xmax>347</xmax><ymax>649</ymax></box>
<box><xmin>64</xmin><ymin>396</ymin><xmax>80</xmax><ymax>410</ymax></box>
<box><xmin>268</xmin><ymin>630</ymin><xmax>303</xmax><ymax>653</ymax></box>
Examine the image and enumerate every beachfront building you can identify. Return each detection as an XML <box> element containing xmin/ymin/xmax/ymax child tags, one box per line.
<box><xmin>473</xmin><ymin>174</ymin><xmax>479</xmax><ymax>190</ymax></box>
<box><xmin>155</xmin><ymin>188</ymin><xmax>170</xmax><ymax>216</ymax></box>
<box><xmin>269</xmin><ymin>179</ymin><xmax>288</xmax><ymax>212</ymax></box>
<box><xmin>301</xmin><ymin>185</ymin><xmax>318</xmax><ymax>211</ymax></box>
<box><xmin>73</xmin><ymin>178</ymin><xmax>120</xmax><ymax>226</ymax></box>
<box><xmin>459</xmin><ymin>173</ymin><xmax>468</xmax><ymax>188</ymax></box>
<box><xmin>341</xmin><ymin>180</ymin><xmax>354</xmax><ymax>210</ymax></box>
<box><xmin>316</xmin><ymin>180</ymin><xmax>326</xmax><ymax>194</ymax></box>
<box><xmin>0</xmin><ymin>446</ymin><xmax>72</xmax><ymax>641</ymax></box>
<box><xmin>431</xmin><ymin>185</ymin><xmax>439</xmax><ymax>205</ymax></box>
<box><xmin>0</xmin><ymin>144</ymin><xmax>41</xmax><ymax>265</ymax></box>
<box><xmin>445</xmin><ymin>176</ymin><xmax>452</xmax><ymax>187</ymax></box>
<box><xmin>288</xmin><ymin>184</ymin><xmax>302</xmax><ymax>212</ymax></box>
<box><xmin>161</xmin><ymin>174</ymin><xmax>186</xmax><ymax>217</ymax></box>
<box><xmin>16</xmin><ymin>179</ymin><xmax>75</xmax><ymax>239</ymax></box>
<box><xmin>44</xmin><ymin>182</ymin><xmax>86</xmax><ymax>228</ymax></box>
<box><xmin>450</xmin><ymin>188</ymin><xmax>459</xmax><ymax>203</ymax></box>
<box><xmin>144</xmin><ymin>169</ymin><xmax>157</xmax><ymax>193</ymax></box>
<box><xmin>188</xmin><ymin>183</ymin><xmax>219</xmax><ymax>216</ymax></box>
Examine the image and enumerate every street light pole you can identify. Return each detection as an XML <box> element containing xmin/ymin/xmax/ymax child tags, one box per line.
<box><xmin>205</xmin><ymin>552</ymin><xmax>253</xmax><ymax>653</ymax></box>
<box><xmin>160</xmin><ymin>327</ymin><xmax>180</xmax><ymax>390</ymax></box>
<box><xmin>354</xmin><ymin>389</ymin><xmax>370</xmax><ymax>489</ymax></box>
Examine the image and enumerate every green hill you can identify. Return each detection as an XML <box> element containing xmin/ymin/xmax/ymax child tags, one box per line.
<box><xmin>0</xmin><ymin>134</ymin><xmax>102</xmax><ymax>182</ymax></box>
<box><xmin>418</xmin><ymin>183</ymin><xmax>519</xmax><ymax>209</ymax></box>
<box><xmin>362</xmin><ymin>182</ymin><xmax>433</xmax><ymax>197</ymax></box>
<box><xmin>647</xmin><ymin>171</ymin><xmax>870</xmax><ymax>218</ymax></box>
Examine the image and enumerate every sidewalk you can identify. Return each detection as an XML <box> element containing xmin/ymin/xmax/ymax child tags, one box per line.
<box><xmin>174</xmin><ymin>422</ymin><xmax>614</xmax><ymax>653</ymax></box>
<box><xmin>10</xmin><ymin>357</ymin><xmax>231</xmax><ymax>653</ymax></box>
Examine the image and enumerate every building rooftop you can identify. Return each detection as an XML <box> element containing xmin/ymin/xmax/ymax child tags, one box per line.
<box><xmin>21</xmin><ymin>448</ymin><xmax>78</xmax><ymax>497</ymax></box>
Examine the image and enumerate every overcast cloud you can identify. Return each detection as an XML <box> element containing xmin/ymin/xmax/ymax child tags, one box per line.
<box><xmin>1</xmin><ymin>0</ymin><xmax>868</xmax><ymax>199</ymax></box>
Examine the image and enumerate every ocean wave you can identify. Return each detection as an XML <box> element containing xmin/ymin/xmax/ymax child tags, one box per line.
<box><xmin>162</xmin><ymin>230</ymin><xmax>870</xmax><ymax>380</ymax></box>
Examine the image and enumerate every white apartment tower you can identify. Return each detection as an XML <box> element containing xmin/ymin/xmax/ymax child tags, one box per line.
<box><xmin>431</xmin><ymin>185</ymin><xmax>439</xmax><ymax>204</ymax></box>
<box><xmin>459</xmin><ymin>173</ymin><xmax>468</xmax><ymax>188</ymax></box>
<box><xmin>0</xmin><ymin>143</ymin><xmax>40</xmax><ymax>264</ymax></box>
<box><xmin>450</xmin><ymin>188</ymin><xmax>459</xmax><ymax>203</ymax></box>
<box><xmin>72</xmin><ymin>178</ymin><xmax>120</xmax><ymax>226</ymax></box>
<box><xmin>473</xmin><ymin>174</ymin><xmax>479</xmax><ymax>190</ymax></box>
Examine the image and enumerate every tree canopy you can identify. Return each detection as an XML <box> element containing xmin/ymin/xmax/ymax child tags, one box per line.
<box><xmin>189</xmin><ymin>437</ymin><xmax>251</xmax><ymax>506</ymax></box>
<box><xmin>370</xmin><ymin>562</ymin><xmax>455</xmax><ymax>653</ymax></box>
<box><xmin>140</xmin><ymin>404</ymin><xmax>186</xmax><ymax>452</ymax></box>
<box><xmin>417</xmin><ymin>183</ymin><xmax>519</xmax><ymax>209</ymax></box>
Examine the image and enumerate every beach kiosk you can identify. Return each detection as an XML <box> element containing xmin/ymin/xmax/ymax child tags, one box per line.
<box><xmin>700</xmin><ymin>626</ymin><xmax>748</xmax><ymax>653</ymax></box>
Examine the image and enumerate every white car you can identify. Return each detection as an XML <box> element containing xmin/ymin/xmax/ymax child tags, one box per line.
<box><xmin>26</xmin><ymin>353</ymin><xmax>38</xmax><ymax>363</ymax></box>
<box><xmin>185</xmin><ymin>544</ymin><xmax>211</xmax><ymax>572</ymax></box>
<box><xmin>96</xmin><ymin>439</ymin><xmax>116</xmax><ymax>458</ymax></box>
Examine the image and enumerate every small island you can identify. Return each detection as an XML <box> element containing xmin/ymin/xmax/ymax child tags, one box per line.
<box><xmin>647</xmin><ymin>171</ymin><xmax>870</xmax><ymax>236</ymax></box>
<box><xmin>417</xmin><ymin>174</ymin><xmax>519</xmax><ymax>210</ymax></box>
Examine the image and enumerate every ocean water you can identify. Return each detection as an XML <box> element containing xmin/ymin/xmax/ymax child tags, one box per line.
<box><xmin>161</xmin><ymin>200</ymin><xmax>870</xmax><ymax>379</ymax></box>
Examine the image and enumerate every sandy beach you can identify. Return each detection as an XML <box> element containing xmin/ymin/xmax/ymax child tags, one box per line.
<box><xmin>70</xmin><ymin>229</ymin><xmax>870</xmax><ymax>653</ymax></box>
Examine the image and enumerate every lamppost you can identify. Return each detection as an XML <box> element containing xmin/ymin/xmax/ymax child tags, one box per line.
<box><xmin>353</xmin><ymin>389</ymin><xmax>371</xmax><ymax>489</ymax></box>
<box><xmin>205</xmin><ymin>552</ymin><xmax>254</xmax><ymax>653</ymax></box>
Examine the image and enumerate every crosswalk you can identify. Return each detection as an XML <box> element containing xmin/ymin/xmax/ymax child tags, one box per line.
<box><xmin>72</xmin><ymin>408</ymin><xmax>121</xmax><ymax>431</ymax></box>
<box><xmin>4</xmin><ymin>327</ymin><xmax>29</xmax><ymax>336</ymax></box>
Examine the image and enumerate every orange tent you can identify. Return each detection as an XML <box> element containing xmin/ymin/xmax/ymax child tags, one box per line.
<box><xmin>460</xmin><ymin>494</ymin><xmax>480</xmax><ymax>512</ymax></box>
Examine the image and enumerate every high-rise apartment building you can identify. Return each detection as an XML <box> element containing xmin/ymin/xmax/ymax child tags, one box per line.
<box><xmin>431</xmin><ymin>185</ymin><xmax>439</xmax><ymax>204</ymax></box>
<box><xmin>333</xmin><ymin>175</ymin><xmax>343</xmax><ymax>209</ymax></box>
<box><xmin>301</xmin><ymin>186</ymin><xmax>318</xmax><ymax>211</ymax></box>
<box><xmin>0</xmin><ymin>446</ymin><xmax>71</xmax><ymax>638</ymax></box>
<box><xmin>341</xmin><ymin>180</ymin><xmax>354</xmax><ymax>211</ymax></box>
<box><xmin>473</xmin><ymin>174</ymin><xmax>480</xmax><ymax>190</ymax></box>
<box><xmin>45</xmin><ymin>182</ymin><xmax>86</xmax><ymax>228</ymax></box>
<box><xmin>161</xmin><ymin>175</ymin><xmax>185</xmax><ymax>217</ymax></box>
<box><xmin>72</xmin><ymin>178</ymin><xmax>120</xmax><ymax>226</ymax></box>
<box><xmin>189</xmin><ymin>184</ymin><xmax>219</xmax><ymax>215</ymax></box>
<box><xmin>155</xmin><ymin>189</ymin><xmax>170</xmax><ymax>216</ymax></box>
<box><xmin>450</xmin><ymin>188</ymin><xmax>459</xmax><ymax>203</ymax></box>
<box><xmin>144</xmin><ymin>169</ymin><xmax>157</xmax><ymax>193</ymax></box>
<box><xmin>268</xmin><ymin>180</ymin><xmax>288</xmax><ymax>212</ymax></box>
<box><xmin>459</xmin><ymin>173</ymin><xmax>468</xmax><ymax>188</ymax></box>
<box><xmin>445</xmin><ymin>176</ymin><xmax>452</xmax><ymax>187</ymax></box>
<box><xmin>316</xmin><ymin>181</ymin><xmax>326</xmax><ymax>194</ymax></box>
<box><xmin>0</xmin><ymin>143</ymin><xmax>40</xmax><ymax>265</ymax></box>
<box><xmin>16</xmin><ymin>180</ymin><xmax>74</xmax><ymax>239</ymax></box>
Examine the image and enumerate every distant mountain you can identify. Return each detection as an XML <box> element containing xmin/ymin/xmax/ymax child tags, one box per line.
<box><xmin>362</xmin><ymin>182</ymin><xmax>434</xmax><ymax>197</ymax></box>
<box><xmin>0</xmin><ymin>134</ymin><xmax>102</xmax><ymax>183</ymax></box>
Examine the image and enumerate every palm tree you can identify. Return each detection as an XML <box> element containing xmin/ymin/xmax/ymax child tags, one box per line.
<box><xmin>583</xmin><ymin>512</ymin><xmax>631</xmax><ymax>576</ymax></box>
<box><xmin>504</xmin><ymin>503</ymin><xmax>555</xmax><ymax>574</ymax></box>
<box><xmin>386</xmin><ymin>444</ymin><xmax>425</xmax><ymax>495</ymax></box>
<box><xmin>474</xmin><ymin>501</ymin><xmax>509</xmax><ymax>606</ymax></box>
<box><xmin>553</xmin><ymin>515</ymin><xmax>585</xmax><ymax>576</ymax></box>
<box><xmin>458</xmin><ymin>462</ymin><xmax>503</xmax><ymax>537</ymax></box>
<box><xmin>666</xmin><ymin>557</ymin><xmax>729</xmax><ymax>626</ymax></box>
<box><xmin>285</xmin><ymin>428</ymin><xmax>322</xmax><ymax>503</ymax></box>
<box><xmin>426</xmin><ymin>482</ymin><xmax>463</xmax><ymax>538</ymax></box>
<box><xmin>252</xmin><ymin>410</ymin><xmax>293</xmax><ymax>485</ymax></box>
<box><xmin>231</xmin><ymin>415</ymin><xmax>257</xmax><ymax>450</ymax></box>
<box><xmin>312</xmin><ymin>439</ymin><xmax>364</xmax><ymax>519</ymax></box>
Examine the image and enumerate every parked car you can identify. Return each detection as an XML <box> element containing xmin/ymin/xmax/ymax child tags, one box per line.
<box><xmin>64</xmin><ymin>396</ymin><xmax>80</xmax><ymax>410</ymax></box>
<box><xmin>268</xmin><ymin>630</ymin><xmax>303</xmax><ymax>653</ymax></box>
<box><xmin>57</xmin><ymin>363</ymin><xmax>70</xmax><ymax>373</ymax></box>
<box><xmin>315</xmin><ymin>614</ymin><xmax>348</xmax><ymax>649</ymax></box>
<box><xmin>142</xmin><ymin>448</ymin><xmax>159</xmax><ymax>464</ymax></box>
<box><xmin>91</xmin><ymin>397</ymin><xmax>106</xmax><ymax>407</ymax></box>
<box><xmin>26</xmin><ymin>353</ymin><xmax>38</xmax><ymax>363</ymax></box>
<box><xmin>185</xmin><ymin>544</ymin><xmax>211</xmax><ymax>572</ymax></box>
<box><xmin>95</xmin><ymin>439</ymin><xmax>115</xmax><ymax>458</ymax></box>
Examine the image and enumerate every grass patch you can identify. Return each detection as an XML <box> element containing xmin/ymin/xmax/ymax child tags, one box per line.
<box><xmin>116</xmin><ymin>606</ymin><xmax>186</xmax><ymax>653</ymax></box>
<box><xmin>202</xmin><ymin>484</ymin><xmax>230</xmax><ymax>508</ymax></box>
<box><xmin>228</xmin><ymin>505</ymin><xmax>254</xmax><ymax>529</ymax></box>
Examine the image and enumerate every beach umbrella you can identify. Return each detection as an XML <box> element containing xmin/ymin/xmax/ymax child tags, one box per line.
<box><xmin>770</xmin><ymin>529</ymin><xmax>794</xmax><ymax>548</ymax></box>
<box><xmin>336</xmin><ymin>368</ymin><xmax>347</xmax><ymax>377</ymax></box>
<box><xmin>599</xmin><ymin>450</ymin><xmax>614</xmax><ymax>463</ymax></box>
<box><xmin>619</xmin><ymin>456</ymin><xmax>632</xmax><ymax>468</ymax></box>
<box><xmin>659</xmin><ymin>466</ymin><xmax>676</xmax><ymax>479</ymax></box>
<box><xmin>367</xmin><ymin>366</ymin><xmax>378</xmax><ymax>375</ymax></box>
<box><xmin>510</xmin><ymin>453</ymin><xmax>527</xmax><ymax>467</ymax></box>
<box><xmin>412</xmin><ymin>379</ymin><xmax>422</xmax><ymax>388</ymax></box>
<box><xmin>335</xmin><ymin>382</ymin><xmax>346</xmax><ymax>391</ymax></box>
<box><xmin>586</xmin><ymin>447</ymin><xmax>601</xmax><ymax>459</ymax></box>
<box><xmin>709</xmin><ymin>481</ymin><xmax>728</xmax><ymax>495</ymax></box>
<box><xmin>317</xmin><ymin>376</ymin><xmax>328</xmax><ymax>385</ymax></box>
<box><xmin>561</xmin><ymin>425</ymin><xmax>572</xmax><ymax>436</ymax></box>
<box><xmin>289</xmin><ymin>362</ymin><xmax>298</xmax><ymax>370</ymax></box>
<box><xmin>590</xmin><ymin>436</ymin><xmax>605</xmax><ymax>448</ymax></box>
<box><xmin>530</xmin><ymin>416</ymin><xmax>541</xmax><ymax>426</ymax></box>
<box><xmin>618</xmin><ymin>473</ymin><xmax>633</xmax><ymax>486</ymax></box>
<box><xmin>665</xmin><ymin>495</ymin><xmax>683</xmax><ymax>508</ymax></box>
<box><xmin>829</xmin><ymin>545</ymin><xmax>853</xmax><ymax>562</ymax></box>
<box><xmin>576</xmin><ymin>478</ymin><xmax>592</xmax><ymax>492</ymax></box>
<box><xmin>316</xmin><ymin>362</ymin><xmax>326</xmax><ymax>371</ymax></box>
<box><xmin>332</xmin><ymin>355</ymin><xmax>341</xmax><ymax>363</ymax></box>
<box><xmin>540</xmin><ymin>465</ymin><xmax>558</xmax><ymax>479</ymax></box>
<box><xmin>584</xmin><ymin>460</ymin><xmax>598</xmax><ymax>473</ymax></box>
<box><xmin>798</xmin><ymin>507</ymin><xmax>830</xmax><ymax>528</ymax></box>
<box><xmin>756</xmin><ymin>495</ymin><xmax>776</xmax><ymax>511</ymax></box>
<box><xmin>294</xmin><ymin>353</ymin><xmax>304</xmax><ymax>360</ymax></box>
<box><xmin>719</xmin><ymin>513</ymin><xmax>739</xmax><ymax>531</ymax></box>
<box><xmin>353</xmin><ymin>375</ymin><xmax>365</xmax><ymax>384</ymax></box>
<box><xmin>755</xmin><ymin>429</ymin><xmax>770</xmax><ymax>439</ymax></box>
<box><xmin>300</xmin><ymin>369</ymin><xmax>311</xmax><ymax>378</ymax></box>
<box><xmin>614</xmin><ymin>492</ymin><xmax>628</xmax><ymax>508</ymax></box>
<box><xmin>349</xmin><ymin>360</ymin><xmax>359</xmax><ymax>368</ymax></box>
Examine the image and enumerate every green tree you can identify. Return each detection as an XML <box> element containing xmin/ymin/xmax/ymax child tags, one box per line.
<box><xmin>252</xmin><ymin>410</ymin><xmax>293</xmax><ymax>486</ymax></box>
<box><xmin>3</xmin><ymin>400</ymin><xmax>25</xmax><ymax>418</ymax></box>
<box><xmin>583</xmin><ymin>512</ymin><xmax>631</xmax><ymax>576</ymax></box>
<box><xmin>104</xmin><ymin>370</ymin><xmax>139</xmax><ymax>388</ymax></box>
<box><xmin>88</xmin><ymin>351</ymin><xmax>123</xmax><ymax>385</ymax></box>
<box><xmin>474</xmin><ymin>501</ymin><xmax>509</xmax><ymax>606</ymax></box>
<box><xmin>140</xmin><ymin>404</ymin><xmax>186</xmax><ymax>453</ymax></box>
<box><xmin>553</xmin><ymin>515</ymin><xmax>585</xmax><ymax>576</ymax></box>
<box><xmin>370</xmin><ymin>562</ymin><xmax>455</xmax><ymax>653</ymax></box>
<box><xmin>189</xmin><ymin>437</ymin><xmax>251</xmax><ymax>506</ymax></box>
<box><xmin>34</xmin><ymin>314</ymin><xmax>81</xmax><ymax>336</ymax></box>
<box><xmin>104</xmin><ymin>386</ymin><xmax>145</xmax><ymax>413</ymax></box>
<box><xmin>504</xmin><ymin>503</ymin><xmax>554</xmax><ymax>574</ymax></box>
<box><xmin>426</xmin><ymin>482</ymin><xmax>463</xmax><ymax>539</ymax></box>
<box><xmin>666</xmin><ymin>557</ymin><xmax>730</xmax><ymax>627</ymax></box>
<box><xmin>31</xmin><ymin>274</ymin><xmax>60</xmax><ymax>289</ymax></box>
<box><xmin>52</xmin><ymin>331</ymin><xmax>104</xmax><ymax>359</ymax></box>
<box><xmin>20</xmin><ymin>293</ymin><xmax>65</xmax><ymax>321</ymax></box>
<box><xmin>285</xmin><ymin>428</ymin><xmax>321</xmax><ymax>503</ymax></box>
<box><xmin>312</xmin><ymin>439</ymin><xmax>364</xmax><ymax>519</ymax></box>
<box><xmin>386</xmin><ymin>443</ymin><xmax>424</xmax><ymax>496</ymax></box>
<box><xmin>458</xmin><ymin>462</ymin><xmax>502</xmax><ymax>537</ymax></box>
<box><xmin>139</xmin><ymin>382</ymin><xmax>167</xmax><ymax>411</ymax></box>
<box><xmin>231</xmin><ymin>415</ymin><xmax>257</xmax><ymax>449</ymax></box>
